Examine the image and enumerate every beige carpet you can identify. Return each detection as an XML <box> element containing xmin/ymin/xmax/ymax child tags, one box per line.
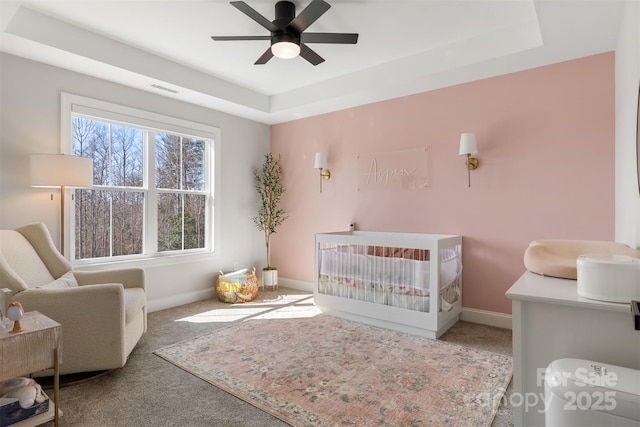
<box><xmin>39</xmin><ymin>289</ymin><xmax>514</xmax><ymax>426</ymax></box>
<box><xmin>155</xmin><ymin>304</ymin><xmax>512</xmax><ymax>426</ymax></box>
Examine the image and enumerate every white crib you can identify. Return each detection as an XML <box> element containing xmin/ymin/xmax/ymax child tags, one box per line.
<box><xmin>314</xmin><ymin>231</ymin><xmax>463</xmax><ymax>339</ymax></box>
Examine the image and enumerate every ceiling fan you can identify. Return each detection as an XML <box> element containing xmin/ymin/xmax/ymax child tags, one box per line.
<box><xmin>211</xmin><ymin>0</ymin><xmax>358</xmax><ymax>66</ymax></box>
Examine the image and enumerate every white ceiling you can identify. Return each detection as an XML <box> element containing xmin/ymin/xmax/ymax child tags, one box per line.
<box><xmin>0</xmin><ymin>0</ymin><xmax>625</xmax><ymax>124</ymax></box>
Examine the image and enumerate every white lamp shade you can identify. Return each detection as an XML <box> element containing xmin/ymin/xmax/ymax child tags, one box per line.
<box><xmin>271</xmin><ymin>41</ymin><xmax>300</xmax><ymax>59</ymax></box>
<box><xmin>314</xmin><ymin>152</ymin><xmax>327</xmax><ymax>169</ymax></box>
<box><xmin>31</xmin><ymin>154</ymin><xmax>94</xmax><ymax>188</ymax></box>
<box><xmin>459</xmin><ymin>133</ymin><xmax>478</xmax><ymax>155</ymax></box>
<box><xmin>6</xmin><ymin>304</ymin><xmax>23</xmax><ymax>321</ymax></box>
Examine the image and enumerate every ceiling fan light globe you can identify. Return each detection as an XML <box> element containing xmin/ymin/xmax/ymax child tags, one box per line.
<box><xmin>272</xmin><ymin>41</ymin><xmax>300</xmax><ymax>59</ymax></box>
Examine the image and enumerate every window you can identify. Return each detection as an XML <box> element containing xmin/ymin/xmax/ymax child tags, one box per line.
<box><xmin>63</xmin><ymin>94</ymin><xmax>218</xmax><ymax>262</ymax></box>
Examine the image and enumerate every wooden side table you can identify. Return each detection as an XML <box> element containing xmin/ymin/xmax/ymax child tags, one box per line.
<box><xmin>1</xmin><ymin>311</ymin><xmax>62</xmax><ymax>427</ymax></box>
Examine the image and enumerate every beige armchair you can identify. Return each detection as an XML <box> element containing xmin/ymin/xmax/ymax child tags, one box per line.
<box><xmin>0</xmin><ymin>223</ymin><xmax>146</xmax><ymax>375</ymax></box>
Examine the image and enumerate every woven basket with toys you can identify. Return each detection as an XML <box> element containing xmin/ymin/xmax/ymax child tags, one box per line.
<box><xmin>215</xmin><ymin>267</ymin><xmax>259</xmax><ymax>303</ymax></box>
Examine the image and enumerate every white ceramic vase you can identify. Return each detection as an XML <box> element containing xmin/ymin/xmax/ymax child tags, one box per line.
<box><xmin>262</xmin><ymin>268</ymin><xmax>278</xmax><ymax>290</ymax></box>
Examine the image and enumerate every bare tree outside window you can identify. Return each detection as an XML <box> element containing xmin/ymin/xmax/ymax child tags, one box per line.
<box><xmin>72</xmin><ymin>117</ymin><xmax>210</xmax><ymax>260</ymax></box>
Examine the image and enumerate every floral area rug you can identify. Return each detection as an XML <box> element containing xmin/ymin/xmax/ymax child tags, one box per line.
<box><xmin>154</xmin><ymin>314</ymin><xmax>512</xmax><ymax>426</ymax></box>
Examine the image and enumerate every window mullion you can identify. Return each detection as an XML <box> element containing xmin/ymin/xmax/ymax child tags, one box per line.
<box><xmin>181</xmin><ymin>193</ymin><xmax>185</xmax><ymax>250</ymax></box>
<box><xmin>180</xmin><ymin>137</ymin><xmax>185</xmax><ymax>249</ymax></box>
<box><xmin>108</xmin><ymin>123</ymin><xmax>114</xmax><ymax>256</ymax></box>
<box><xmin>146</xmin><ymin>131</ymin><xmax>158</xmax><ymax>254</ymax></box>
<box><xmin>207</xmin><ymin>141</ymin><xmax>215</xmax><ymax>251</ymax></box>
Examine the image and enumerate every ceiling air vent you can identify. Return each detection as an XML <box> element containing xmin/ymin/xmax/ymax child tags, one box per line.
<box><xmin>151</xmin><ymin>84</ymin><xmax>179</xmax><ymax>94</ymax></box>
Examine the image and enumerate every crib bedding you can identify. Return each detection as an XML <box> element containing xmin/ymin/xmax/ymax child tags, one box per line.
<box><xmin>318</xmin><ymin>245</ymin><xmax>461</xmax><ymax>312</ymax></box>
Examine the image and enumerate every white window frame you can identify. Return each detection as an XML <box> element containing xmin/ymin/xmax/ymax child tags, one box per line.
<box><xmin>61</xmin><ymin>92</ymin><xmax>220</xmax><ymax>264</ymax></box>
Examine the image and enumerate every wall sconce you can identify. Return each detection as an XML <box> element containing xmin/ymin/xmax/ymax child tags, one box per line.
<box><xmin>459</xmin><ymin>133</ymin><xmax>479</xmax><ymax>187</ymax></box>
<box><xmin>314</xmin><ymin>152</ymin><xmax>331</xmax><ymax>193</ymax></box>
<box><xmin>31</xmin><ymin>153</ymin><xmax>94</xmax><ymax>255</ymax></box>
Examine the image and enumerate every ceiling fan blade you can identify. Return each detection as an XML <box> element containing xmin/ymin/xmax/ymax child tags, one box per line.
<box><xmin>289</xmin><ymin>0</ymin><xmax>331</xmax><ymax>33</ymax></box>
<box><xmin>230</xmin><ymin>1</ymin><xmax>279</xmax><ymax>33</ymax></box>
<box><xmin>302</xmin><ymin>32</ymin><xmax>358</xmax><ymax>44</ymax></box>
<box><xmin>299</xmin><ymin>44</ymin><xmax>325</xmax><ymax>66</ymax></box>
<box><xmin>211</xmin><ymin>36</ymin><xmax>271</xmax><ymax>41</ymax></box>
<box><xmin>255</xmin><ymin>47</ymin><xmax>274</xmax><ymax>65</ymax></box>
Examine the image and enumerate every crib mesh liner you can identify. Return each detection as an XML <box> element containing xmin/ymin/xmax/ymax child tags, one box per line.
<box><xmin>318</xmin><ymin>244</ymin><xmax>461</xmax><ymax>312</ymax></box>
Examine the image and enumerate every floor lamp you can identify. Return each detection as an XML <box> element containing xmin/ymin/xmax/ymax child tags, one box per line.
<box><xmin>30</xmin><ymin>154</ymin><xmax>94</xmax><ymax>256</ymax></box>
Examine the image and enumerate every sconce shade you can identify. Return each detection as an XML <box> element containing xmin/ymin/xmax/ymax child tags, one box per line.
<box><xmin>314</xmin><ymin>152</ymin><xmax>327</xmax><ymax>169</ymax></box>
<box><xmin>459</xmin><ymin>133</ymin><xmax>478</xmax><ymax>155</ymax></box>
<box><xmin>30</xmin><ymin>154</ymin><xmax>94</xmax><ymax>188</ymax></box>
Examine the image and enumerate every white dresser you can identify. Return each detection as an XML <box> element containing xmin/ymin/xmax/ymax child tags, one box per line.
<box><xmin>506</xmin><ymin>272</ymin><xmax>640</xmax><ymax>427</ymax></box>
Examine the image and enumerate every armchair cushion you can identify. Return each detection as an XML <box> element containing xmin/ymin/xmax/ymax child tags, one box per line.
<box><xmin>0</xmin><ymin>231</ymin><xmax>55</xmax><ymax>292</ymax></box>
<box><xmin>37</xmin><ymin>271</ymin><xmax>79</xmax><ymax>289</ymax></box>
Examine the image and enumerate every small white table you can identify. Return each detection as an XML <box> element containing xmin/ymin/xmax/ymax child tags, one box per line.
<box><xmin>506</xmin><ymin>272</ymin><xmax>640</xmax><ymax>427</ymax></box>
<box><xmin>0</xmin><ymin>311</ymin><xmax>62</xmax><ymax>427</ymax></box>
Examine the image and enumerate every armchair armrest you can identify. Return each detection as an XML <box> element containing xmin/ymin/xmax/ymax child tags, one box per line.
<box><xmin>74</xmin><ymin>268</ymin><xmax>145</xmax><ymax>290</ymax></box>
<box><xmin>13</xmin><ymin>285</ymin><xmax>128</xmax><ymax>373</ymax></box>
<box><xmin>14</xmin><ymin>284</ymin><xmax>125</xmax><ymax>325</ymax></box>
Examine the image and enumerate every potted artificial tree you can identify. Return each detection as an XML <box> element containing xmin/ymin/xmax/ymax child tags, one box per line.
<box><xmin>253</xmin><ymin>153</ymin><xmax>287</xmax><ymax>289</ymax></box>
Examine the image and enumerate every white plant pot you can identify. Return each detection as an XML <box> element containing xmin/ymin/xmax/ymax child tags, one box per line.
<box><xmin>262</xmin><ymin>269</ymin><xmax>278</xmax><ymax>290</ymax></box>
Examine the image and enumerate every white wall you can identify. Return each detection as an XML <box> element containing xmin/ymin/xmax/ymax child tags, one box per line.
<box><xmin>0</xmin><ymin>53</ymin><xmax>271</xmax><ymax>312</ymax></box>
<box><xmin>615</xmin><ymin>0</ymin><xmax>640</xmax><ymax>248</ymax></box>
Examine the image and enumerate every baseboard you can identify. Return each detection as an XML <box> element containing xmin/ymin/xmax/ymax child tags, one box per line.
<box><xmin>152</xmin><ymin>279</ymin><xmax>512</xmax><ymax>330</ymax></box>
<box><xmin>148</xmin><ymin>279</ymin><xmax>310</xmax><ymax>313</ymax></box>
<box><xmin>278</xmin><ymin>278</ymin><xmax>313</xmax><ymax>292</ymax></box>
<box><xmin>461</xmin><ymin>308</ymin><xmax>512</xmax><ymax>330</ymax></box>
<box><xmin>279</xmin><ymin>278</ymin><xmax>512</xmax><ymax>330</ymax></box>
<box><xmin>148</xmin><ymin>288</ymin><xmax>214</xmax><ymax>313</ymax></box>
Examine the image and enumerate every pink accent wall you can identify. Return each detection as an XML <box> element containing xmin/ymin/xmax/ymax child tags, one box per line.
<box><xmin>270</xmin><ymin>52</ymin><xmax>614</xmax><ymax>314</ymax></box>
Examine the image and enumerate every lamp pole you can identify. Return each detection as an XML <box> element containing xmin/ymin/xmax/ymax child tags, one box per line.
<box><xmin>60</xmin><ymin>185</ymin><xmax>66</xmax><ymax>255</ymax></box>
